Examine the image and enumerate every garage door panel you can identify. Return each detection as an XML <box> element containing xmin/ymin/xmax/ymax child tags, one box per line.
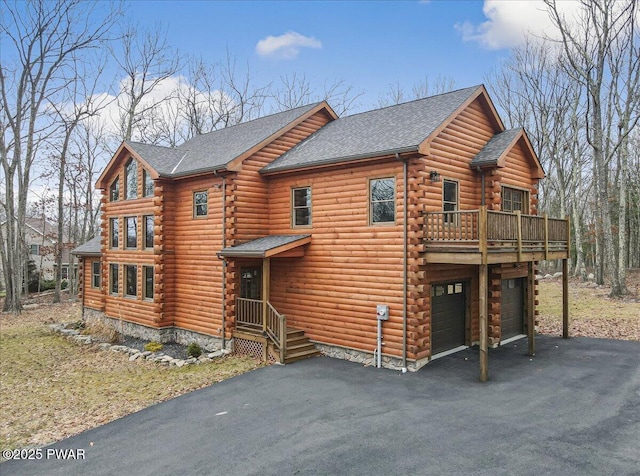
<box><xmin>502</xmin><ymin>278</ymin><xmax>524</xmax><ymax>339</ymax></box>
<box><xmin>431</xmin><ymin>282</ymin><xmax>466</xmax><ymax>355</ymax></box>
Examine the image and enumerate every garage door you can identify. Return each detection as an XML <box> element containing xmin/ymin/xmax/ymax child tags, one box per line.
<box><xmin>431</xmin><ymin>281</ymin><xmax>466</xmax><ymax>355</ymax></box>
<box><xmin>501</xmin><ymin>278</ymin><xmax>524</xmax><ymax>339</ymax></box>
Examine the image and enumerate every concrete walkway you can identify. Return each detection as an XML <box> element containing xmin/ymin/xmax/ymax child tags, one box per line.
<box><xmin>3</xmin><ymin>335</ymin><xmax>639</xmax><ymax>476</ymax></box>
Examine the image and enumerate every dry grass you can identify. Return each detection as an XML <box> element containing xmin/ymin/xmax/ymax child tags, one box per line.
<box><xmin>0</xmin><ymin>301</ymin><xmax>262</xmax><ymax>452</ymax></box>
<box><xmin>537</xmin><ymin>270</ymin><xmax>640</xmax><ymax>341</ymax></box>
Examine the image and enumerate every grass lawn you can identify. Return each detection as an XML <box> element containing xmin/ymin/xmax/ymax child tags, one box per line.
<box><xmin>537</xmin><ymin>275</ymin><xmax>640</xmax><ymax>341</ymax></box>
<box><xmin>0</xmin><ymin>302</ymin><xmax>262</xmax><ymax>452</ymax></box>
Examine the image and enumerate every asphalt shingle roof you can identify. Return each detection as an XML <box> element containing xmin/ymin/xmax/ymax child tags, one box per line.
<box><xmin>218</xmin><ymin>234</ymin><xmax>311</xmax><ymax>258</ymax></box>
<box><xmin>71</xmin><ymin>235</ymin><xmax>101</xmax><ymax>256</ymax></box>
<box><xmin>127</xmin><ymin>103</ymin><xmax>322</xmax><ymax>178</ymax></box>
<box><xmin>261</xmin><ymin>86</ymin><xmax>482</xmax><ymax>173</ymax></box>
<box><xmin>470</xmin><ymin>128</ymin><xmax>522</xmax><ymax>167</ymax></box>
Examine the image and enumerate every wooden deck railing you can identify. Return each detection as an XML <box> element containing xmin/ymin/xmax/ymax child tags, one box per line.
<box><xmin>425</xmin><ymin>207</ymin><xmax>569</xmax><ymax>262</ymax></box>
<box><xmin>236</xmin><ymin>297</ymin><xmax>286</xmax><ymax>362</ymax></box>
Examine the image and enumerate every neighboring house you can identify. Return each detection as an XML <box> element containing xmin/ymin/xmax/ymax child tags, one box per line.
<box><xmin>73</xmin><ymin>85</ymin><xmax>569</xmax><ymax>379</ymax></box>
<box><xmin>0</xmin><ymin>217</ymin><xmax>74</xmax><ymax>288</ymax></box>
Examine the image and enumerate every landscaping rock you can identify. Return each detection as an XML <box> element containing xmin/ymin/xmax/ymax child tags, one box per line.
<box><xmin>588</xmin><ymin>273</ymin><xmax>595</xmax><ymax>280</ymax></box>
<box><xmin>553</xmin><ymin>272</ymin><xmax>563</xmax><ymax>278</ymax></box>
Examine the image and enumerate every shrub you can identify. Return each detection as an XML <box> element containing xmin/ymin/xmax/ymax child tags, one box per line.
<box><xmin>187</xmin><ymin>342</ymin><xmax>202</xmax><ymax>359</ymax></box>
<box><xmin>144</xmin><ymin>341</ymin><xmax>163</xmax><ymax>353</ymax></box>
<box><xmin>83</xmin><ymin>320</ymin><xmax>121</xmax><ymax>344</ymax></box>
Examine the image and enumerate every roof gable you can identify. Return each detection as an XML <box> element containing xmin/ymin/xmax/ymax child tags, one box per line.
<box><xmin>261</xmin><ymin>86</ymin><xmax>497</xmax><ymax>174</ymax></box>
<box><xmin>471</xmin><ymin>128</ymin><xmax>544</xmax><ymax>179</ymax></box>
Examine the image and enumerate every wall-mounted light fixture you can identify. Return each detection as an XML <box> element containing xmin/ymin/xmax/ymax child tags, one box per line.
<box><xmin>429</xmin><ymin>170</ymin><xmax>441</xmax><ymax>183</ymax></box>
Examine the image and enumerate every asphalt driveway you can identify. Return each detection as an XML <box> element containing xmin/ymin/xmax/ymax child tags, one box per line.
<box><xmin>3</xmin><ymin>335</ymin><xmax>639</xmax><ymax>476</ymax></box>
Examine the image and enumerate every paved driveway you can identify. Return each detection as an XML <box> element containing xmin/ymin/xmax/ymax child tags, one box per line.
<box><xmin>3</xmin><ymin>336</ymin><xmax>639</xmax><ymax>476</ymax></box>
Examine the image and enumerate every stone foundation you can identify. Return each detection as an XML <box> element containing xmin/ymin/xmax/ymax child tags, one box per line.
<box><xmin>314</xmin><ymin>342</ymin><xmax>430</xmax><ymax>372</ymax></box>
<box><xmin>83</xmin><ymin>308</ymin><xmax>232</xmax><ymax>352</ymax></box>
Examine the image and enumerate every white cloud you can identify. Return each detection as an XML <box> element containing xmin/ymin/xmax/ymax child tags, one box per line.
<box><xmin>255</xmin><ymin>31</ymin><xmax>322</xmax><ymax>59</ymax></box>
<box><xmin>455</xmin><ymin>0</ymin><xmax>582</xmax><ymax>50</ymax></box>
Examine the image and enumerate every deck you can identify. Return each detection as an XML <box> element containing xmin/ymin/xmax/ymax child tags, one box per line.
<box><xmin>424</xmin><ymin>207</ymin><xmax>570</xmax><ymax>264</ymax></box>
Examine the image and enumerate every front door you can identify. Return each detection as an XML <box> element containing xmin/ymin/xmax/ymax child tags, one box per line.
<box><xmin>240</xmin><ymin>267</ymin><xmax>262</xmax><ymax>300</ymax></box>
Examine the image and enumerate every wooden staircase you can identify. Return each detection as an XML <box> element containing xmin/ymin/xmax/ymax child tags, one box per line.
<box><xmin>234</xmin><ymin>325</ymin><xmax>320</xmax><ymax>364</ymax></box>
<box><xmin>283</xmin><ymin>327</ymin><xmax>320</xmax><ymax>364</ymax></box>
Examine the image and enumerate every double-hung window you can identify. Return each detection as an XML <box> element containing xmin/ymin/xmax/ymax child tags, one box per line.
<box><xmin>125</xmin><ymin>265</ymin><xmax>137</xmax><ymax>297</ymax></box>
<box><xmin>194</xmin><ymin>191</ymin><xmax>208</xmax><ymax>218</ymax></box>
<box><xmin>370</xmin><ymin>178</ymin><xmax>395</xmax><ymax>224</ymax></box>
<box><xmin>92</xmin><ymin>262</ymin><xmax>101</xmax><ymax>288</ymax></box>
<box><xmin>125</xmin><ymin>217</ymin><xmax>137</xmax><ymax>249</ymax></box>
<box><xmin>143</xmin><ymin>266</ymin><xmax>154</xmax><ymax>300</ymax></box>
<box><xmin>443</xmin><ymin>179</ymin><xmax>458</xmax><ymax>224</ymax></box>
<box><xmin>110</xmin><ymin>218</ymin><xmax>119</xmax><ymax>249</ymax></box>
<box><xmin>109</xmin><ymin>264</ymin><xmax>119</xmax><ymax>294</ymax></box>
<box><xmin>292</xmin><ymin>187</ymin><xmax>311</xmax><ymax>227</ymax></box>
<box><xmin>144</xmin><ymin>215</ymin><xmax>154</xmax><ymax>249</ymax></box>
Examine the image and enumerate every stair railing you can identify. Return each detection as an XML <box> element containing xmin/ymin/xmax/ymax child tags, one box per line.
<box><xmin>266</xmin><ymin>302</ymin><xmax>286</xmax><ymax>362</ymax></box>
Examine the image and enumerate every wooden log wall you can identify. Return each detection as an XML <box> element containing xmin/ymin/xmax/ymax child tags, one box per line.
<box><xmin>81</xmin><ymin>257</ymin><xmax>105</xmax><ymax>311</ymax></box>
<box><xmin>495</xmin><ymin>140</ymin><xmax>539</xmax><ymax>214</ymax></box>
<box><xmin>163</xmin><ymin>175</ymin><xmax>225</xmax><ymax>336</ymax></box>
<box><xmin>229</xmin><ymin>110</ymin><xmax>333</xmax><ymax>245</ymax></box>
<box><xmin>267</xmin><ymin>161</ymin><xmax>406</xmax><ymax>358</ymax></box>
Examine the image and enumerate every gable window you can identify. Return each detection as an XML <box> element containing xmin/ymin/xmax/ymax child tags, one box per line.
<box><xmin>144</xmin><ymin>215</ymin><xmax>154</xmax><ymax>249</ymax></box>
<box><xmin>92</xmin><ymin>261</ymin><xmax>101</xmax><ymax>288</ymax></box>
<box><xmin>29</xmin><ymin>244</ymin><xmax>40</xmax><ymax>255</ymax></box>
<box><xmin>110</xmin><ymin>177</ymin><xmax>120</xmax><ymax>201</ymax></box>
<box><xmin>125</xmin><ymin>159</ymin><xmax>138</xmax><ymax>200</ymax></box>
<box><xmin>125</xmin><ymin>264</ymin><xmax>137</xmax><ymax>297</ymax></box>
<box><xmin>125</xmin><ymin>217</ymin><xmax>137</xmax><ymax>249</ymax></box>
<box><xmin>292</xmin><ymin>187</ymin><xmax>312</xmax><ymax>227</ymax></box>
<box><xmin>502</xmin><ymin>186</ymin><xmax>528</xmax><ymax>213</ymax></box>
<box><xmin>194</xmin><ymin>191</ymin><xmax>208</xmax><ymax>218</ymax></box>
<box><xmin>370</xmin><ymin>177</ymin><xmax>395</xmax><ymax>224</ymax></box>
<box><xmin>110</xmin><ymin>218</ymin><xmax>119</xmax><ymax>249</ymax></box>
<box><xmin>109</xmin><ymin>263</ymin><xmax>119</xmax><ymax>294</ymax></box>
<box><xmin>143</xmin><ymin>169</ymin><xmax>154</xmax><ymax>197</ymax></box>
<box><xmin>443</xmin><ymin>179</ymin><xmax>458</xmax><ymax>224</ymax></box>
<box><xmin>143</xmin><ymin>265</ymin><xmax>154</xmax><ymax>300</ymax></box>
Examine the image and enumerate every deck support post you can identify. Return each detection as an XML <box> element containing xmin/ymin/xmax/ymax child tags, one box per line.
<box><xmin>262</xmin><ymin>257</ymin><xmax>270</xmax><ymax>335</ymax></box>
<box><xmin>562</xmin><ymin>258</ymin><xmax>569</xmax><ymax>338</ymax></box>
<box><xmin>527</xmin><ymin>261</ymin><xmax>535</xmax><ymax>356</ymax></box>
<box><xmin>479</xmin><ymin>263</ymin><xmax>488</xmax><ymax>382</ymax></box>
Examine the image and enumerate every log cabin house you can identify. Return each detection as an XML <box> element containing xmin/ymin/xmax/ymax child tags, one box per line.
<box><xmin>73</xmin><ymin>85</ymin><xmax>570</xmax><ymax>380</ymax></box>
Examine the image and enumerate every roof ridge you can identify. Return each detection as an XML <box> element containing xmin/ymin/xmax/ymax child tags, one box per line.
<box><xmin>343</xmin><ymin>85</ymin><xmax>483</xmax><ymax>119</ymax></box>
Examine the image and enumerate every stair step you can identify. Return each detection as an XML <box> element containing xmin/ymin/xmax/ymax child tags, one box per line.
<box><xmin>287</xmin><ymin>342</ymin><xmax>316</xmax><ymax>353</ymax></box>
<box><xmin>284</xmin><ymin>348</ymin><xmax>321</xmax><ymax>364</ymax></box>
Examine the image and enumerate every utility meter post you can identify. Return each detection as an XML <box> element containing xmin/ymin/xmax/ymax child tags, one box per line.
<box><xmin>376</xmin><ymin>305</ymin><xmax>389</xmax><ymax>368</ymax></box>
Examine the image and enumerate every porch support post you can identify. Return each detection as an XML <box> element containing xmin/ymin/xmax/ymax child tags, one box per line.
<box><xmin>562</xmin><ymin>258</ymin><xmax>569</xmax><ymax>338</ymax></box>
<box><xmin>262</xmin><ymin>257</ymin><xmax>270</xmax><ymax>335</ymax></box>
<box><xmin>479</xmin><ymin>263</ymin><xmax>488</xmax><ymax>382</ymax></box>
<box><xmin>527</xmin><ymin>261</ymin><xmax>536</xmax><ymax>356</ymax></box>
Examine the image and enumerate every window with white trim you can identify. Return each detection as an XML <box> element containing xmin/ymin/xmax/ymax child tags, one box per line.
<box><xmin>194</xmin><ymin>191</ymin><xmax>208</xmax><ymax>217</ymax></box>
<box><xmin>443</xmin><ymin>179</ymin><xmax>458</xmax><ymax>224</ymax></box>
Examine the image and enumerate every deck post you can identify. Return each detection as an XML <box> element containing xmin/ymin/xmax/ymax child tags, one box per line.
<box><xmin>479</xmin><ymin>263</ymin><xmax>488</xmax><ymax>382</ymax></box>
<box><xmin>543</xmin><ymin>213</ymin><xmax>549</xmax><ymax>260</ymax></box>
<box><xmin>262</xmin><ymin>257</ymin><xmax>270</xmax><ymax>335</ymax></box>
<box><xmin>562</xmin><ymin>258</ymin><xmax>569</xmax><ymax>338</ymax></box>
<box><xmin>527</xmin><ymin>261</ymin><xmax>535</xmax><ymax>356</ymax></box>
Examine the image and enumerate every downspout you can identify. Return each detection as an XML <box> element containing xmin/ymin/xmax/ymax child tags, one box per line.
<box><xmin>221</xmin><ymin>176</ymin><xmax>227</xmax><ymax>351</ymax></box>
<box><xmin>396</xmin><ymin>152</ymin><xmax>408</xmax><ymax>373</ymax></box>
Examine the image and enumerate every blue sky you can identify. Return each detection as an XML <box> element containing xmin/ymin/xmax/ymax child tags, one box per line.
<box><xmin>121</xmin><ymin>0</ymin><xmax>559</xmax><ymax>112</ymax></box>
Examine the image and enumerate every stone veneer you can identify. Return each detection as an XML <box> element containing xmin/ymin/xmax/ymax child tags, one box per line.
<box><xmin>83</xmin><ymin>308</ymin><xmax>232</xmax><ymax>352</ymax></box>
<box><xmin>314</xmin><ymin>342</ymin><xmax>430</xmax><ymax>372</ymax></box>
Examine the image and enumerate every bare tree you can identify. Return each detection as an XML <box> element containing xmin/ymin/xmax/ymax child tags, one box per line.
<box><xmin>377</xmin><ymin>75</ymin><xmax>457</xmax><ymax>108</ymax></box>
<box><xmin>111</xmin><ymin>23</ymin><xmax>181</xmax><ymax>143</ymax></box>
<box><xmin>0</xmin><ymin>0</ymin><xmax>118</xmax><ymax>313</ymax></box>
<box><xmin>545</xmin><ymin>0</ymin><xmax>640</xmax><ymax>295</ymax></box>
<box><xmin>270</xmin><ymin>72</ymin><xmax>364</xmax><ymax>115</ymax></box>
